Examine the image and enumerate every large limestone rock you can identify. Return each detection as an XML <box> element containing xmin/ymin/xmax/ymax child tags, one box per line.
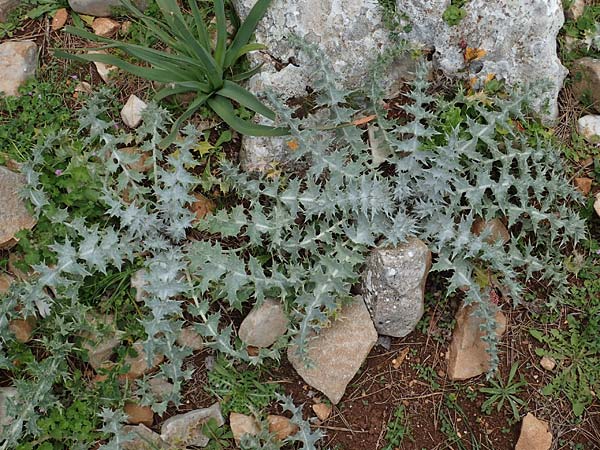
<box><xmin>232</xmin><ymin>0</ymin><xmax>393</xmax><ymax>96</ymax></box>
<box><xmin>287</xmin><ymin>297</ymin><xmax>377</xmax><ymax>404</ymax></box>
<box><xmin>0</xmin><ymin>0</ymin><xmax>19</xmax><ymax>21</ymax></box>
<box><xmin>515</xmin><ymin>413</ymin><xmax>552</xmax><ymax>450</ymax></box>
<box><xmin>160</xmin><ymin>403</ymin><xmax>224</xmax><ymax>448</ymax></box>
<box><xmin>0</xmin><ymin>166</ymin><xmax>37</xmax><ymax>249</ymax></box>
<box><xmin>362</xmin><ymin>238</ymin><xmax>431</xmax><ymax>337</ymax></box>
<box><xmin>122</xmin><ymin>424</ymin><xmax>169</xmax><ymax>450</ymax></box>
<box><xmin>447</xmin><ymin>303</ymin><xmax>507</xmax><ymax>380</ymax></box>
<box><xmin>396</xmin><ymin>0</ymin><xmax>567</xmax><ymax>122</ymax></box>
<box><xmin>238</xmin><ymin>298</ymin><xmax>288</xmax><ymax>348</ymax></box>
<box><xmin>0</xmin><ymin>41</ymin><xmax>37</xmax><ymax>97</ymax></box>
<box><xmin>571</xmin><ymin>58</ymin><xmax>600</xmax><ymax>112</ymax></box>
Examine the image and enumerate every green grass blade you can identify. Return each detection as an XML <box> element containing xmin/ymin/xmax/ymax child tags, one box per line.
<box><xmin>233</xmin><ymin>42</ymin><xmax>266</xmax><ymax>60</ymax></box>
<box><xmin>216</xmin><ymin>80</ymin><xmax>275</xmax><ymax>120</ymax></box>
<box><xmin>224</xmin><ymin>0</ymin><xmax>272</xmax><ymax>69</ymax></box>
<box><xmin>207</xmin><ymin>96</ymin><xmax>288</xmax><ymax>137</ymax></box>
<box><xmin>213</xmin><ymin>0</ymin><xmax>227</xmax><ymax>68</ymax></box>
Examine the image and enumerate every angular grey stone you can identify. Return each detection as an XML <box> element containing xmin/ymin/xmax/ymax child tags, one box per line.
<box><xmin>287</xmin><ymin>297</ymin><xmax>377</xmax><ymax>404</ymax></box>
<box><xmin>0</xmin><ymin>40</ymin><xmax>37</xmax><ymax>97</ymax></box>
<box><xmin>122</xmin><ymin>424</ymin><xmax>169</xmax><ymax>450</ymax></box>
<box><xmin>239</xmin><ymin>298</ymin><xmax>288</xmax><ymax>348</ymax></box>
<box><xmin>68</xmin><ymin>0</ymin><xmax>145</xmax><ymax>17</ymax></box>
<box><xmin>396</xmin><ymin>0</ymin><xmax>567</xmax><ymax>122</ymax></box>
<box><xmin>571</xmin><ymin>57</ymin><xmax>600</xmax><ymax>112</ymax></box>
<box><xmin>0</xmin><ymin>0</ymin><xmax>19</xmax><ymax>22</ymax></box>
<box><xmin>577</xmin><ymin>115</ymin><xmax>600</xmax><ymax>143</ymax></box>
<box><xmin>362</xmin><ymin>238</ymin><xmax>431</xmax><ymax>337</ymax></box>
<box><xmin>0</xmin><ymin>387</ymin><xmax>17</xmax><ymax>427</ymax></box>
<box><xmin>121</xmin><ymin>94</ymin><xmax>147</xmax><ymax>128</ymax></box>
<box><xmin>176</xmin><ymin>326</ymin><xmax>203</xmax><ymax>351</ymax></box>
<box><xmin>160</xmin><ymin>402</ymin><xmax>224</xmax><ymax>448</ymax></box>
<box><xmin>0</xmin><ymin>166</ymin><xmax>37</xmax><ymax>248</ymax></box>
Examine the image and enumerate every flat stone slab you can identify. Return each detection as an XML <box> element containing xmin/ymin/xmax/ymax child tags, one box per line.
<box><xmin>287</xmin><ymin>297</ymin><xmax>377</xmax><ymax>404</ymax></box>
<box><xmin>160</xmin><ymin>402</ymin><xmax>224</xmax><ymax>448</ymax></box>
<box><xmin>239</xmin><ymin>298</ymin><xmax>288</xmax><ymax>348</ymax></box>
<box><xmin>0</xmin><ymin>166</ymin><xmax>36</xmax><ymax>248</ymax></box>
<box><xmin>0</xmin><ymin>40</ymin><xmax>37</xmax><ymax>97</ymax></box>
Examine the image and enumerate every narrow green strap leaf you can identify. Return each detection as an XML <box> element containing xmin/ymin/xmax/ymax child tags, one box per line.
<box><xmin>54</xmin><ymin>50</ymin><xmax>182</xmax><ymax>83</ymax></box>
<box><xmin>216</xmin><ymin>80</ymin><xmax>275</xmax><ymax>120</ymax></box>
<box><xmin>229</xmin><ymin>63</ymin><xmax>264</xmax><ymax>82</ymax></box>
<box><xmin>224</xmin><ymin>0</ymin><xmax>272</xmax><ymax>69</ymax></box>
<box><xmin>208</xmin><ymin>96</ymin><xmax>289</xmax><ymax>137</ymax></box>
<box><xmin>189</xmin><ymin>0</ymin><xmax>211</xmax><ymax>49</ymax></box>
<box><xmin>213</xmin><ymin>0</ymin><xmax>227</xmax><ymax>69</ymax></box>
<box><xmin>234</xmin><ymin>42</ymin><xmax>267</xmax><ymax>60</ymax></box>
<box><xmin>154</xmin><ymin>86</ymin><xmax>192</xmax><ymax>101</ymax></box>
<box><xmin>160</xmin><ymin>94</ymin><xmax>210</xmax><ymax>148</ymax></box>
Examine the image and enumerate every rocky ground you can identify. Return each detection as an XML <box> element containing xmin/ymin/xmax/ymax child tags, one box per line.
<box><xmin>1</xmin><ymin>0</ymin><xmax>600</xmax><ymax>449</ymax></box>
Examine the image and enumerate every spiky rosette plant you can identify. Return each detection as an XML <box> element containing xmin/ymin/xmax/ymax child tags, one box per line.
<box><xmin>56</xmin><ymin>0</ymin><xmax>288</xmax><ymax>145</ymax></box>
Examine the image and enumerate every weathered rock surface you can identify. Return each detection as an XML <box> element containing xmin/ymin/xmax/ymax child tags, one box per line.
<box><xmin>160</xmin><ymin>402</ymin><xmax>224</xmax><ymax>448</ymax></box>
<box><xmin>595</xmin><ymin>193</ymin><xmax>600</xmax><ymax>218</ymax></box>
<box><xmin>267</xmin><ymin>415</ymin><xmax>298</xmax><ymax>441</ymax></box>
<box><xmin>0</xmin><ymin>165</ymin><xmax>37</xmax><ymax>249</ymax></box>
<box><xmin>0</xmin><ymin>0</ymin><xmax>19</xmax><ymax>22</ymax></box>
<box><xmin>131</xmin><ymin>269</ymin><xmax>147</xmax><ymax>303</ymax></box>
<box><xmin>471</xmin><ymin>218</ymin><xmax>510</xmax><ymax>245</ymax></box>
<box><xmin>239</xmin><ymin>298</ymin><xmax>288</xmax><ymax>348</ymax></box>
<box><xmin>68</xmin><ymin>0</ymin><xmax>143</xmax><ymax>17</ymax></box>
<box><xmin>0</xmin><ymin>387</ymin><xmax>17</xmax><ymax>427</ymax></box>
<box><xmin>312</xmin><ymin>402</ymin><xmax>332</xmax><ymax>421</ymax></box>
<box><xmin>577</xmin><ymin>115</ymin><xmax>600</xmax><ymax>143</ymax></box>
<box><xmin>362</xmin><ymin>238</ymin><xmax>431</xmax><ymax>337</ymax></box>
<box><xmin>124</xmin><ymin>401</ymin><xmax>154</xmax><ymax>427</ymax></box>
<box><xmin>88</xmin><ymin>50</ymin><xmax>117</xmax><ymax>83</ymax></box>
<box><xmin>0</xmin><ymin>40</ymin><xmax>37</xmax><ymax>97</ymax></box>
<box><xmin>81</xmin><ymin>313</ymin><xmax>124</xmax><ymax>370</ymax></box>
<box><xmin>121</xmin><ymin>94</ymin><xmax>147</xmax><ymax>128</ymax></box>
<box><xmin>287</xmin><ymin>297</ymin><xmax>377</xmax><ymax>404</ymax></box>
<box><xmin>574</xmin><ymin>177</ymin><xmax>592</xmax><ymax>196</ymax></box>
<box><xmin>232</xmin><ymin>0</ymin><xmax>393</xmax><ymax>96</ymax></box>
<box><xmin>122</xmin><ymin>424</ymin><xmax>169</xmax><ymax>450</ymax></box>
<box><xmin>230</xmin><ymin>412</ymin><xmax>259</xmax><ymax>445</ymax></box>
<box><xmin>540</xmin><ymin>355</ymin><xmax>556</xmax><ymax>371</ymax></box>
<box><xmin>123</xmin><ymin>341</ymin><xmax>164</xmax><ymax>380</ymax></box>
<box><xmin>447</xmin><ymin>303</ymin><xmax>507</xmax><ymax>380</ymax></box>
<box><xmin>92</xmin><ymin>17</ymin><xmax>120</xmax><ymax>37</ymax></box>
<box><xmin>51</xmin><ymin>8</ymin><xmax>68</xmax><ymax>31</ymax></box>
<box><xmin>8</xmin><ymin>317</ymin><xmax>35</xmax><ymax>343</ymax></box>
<box><xmin>147</xmin><ymin>377</ymin><xmax>174</xmax><ymax>401</ymax></box>
<box><xmin>571</xmin><ymin>58</ymin><xmax>600</xmax><ymax>112</ymax></box>
<box><xmin>176</xmin><ymin>326</ymin><xmax>204</xmax><ymax>351</ymax></box>
<box><xmin>0</xmin><ymin>273</ymin><xmax>14</xmax><ymax>294</ymax></box>
<box><xmin>396</xmin><ymin>0</ymin><xmax>567</xmax><ymax>122</ymax></box>
<box><xmin>515</xmin><ymin>413</ymin><xmax>553</xmax><ymax>450</ymax></box>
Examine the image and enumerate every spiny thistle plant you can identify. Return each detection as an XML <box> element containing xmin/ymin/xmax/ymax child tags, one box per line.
<box><xmin>0</xmin><ymin>40</ymin><xmax>585</xmax><ymax>449</ymax></box>
<box><xmin>56</xmin><ymin>0</ymin><xmax>288</xmax><ymax>145</ymax></box>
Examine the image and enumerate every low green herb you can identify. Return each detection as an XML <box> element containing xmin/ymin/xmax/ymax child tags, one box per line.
<box><xmin>479</xmin><ymin>363</ymin><xmax>526</xmax><ymax>421</ymax></box>
<box><xmin>382</xmin><ymin>404</ymin><xmax>413</xmax><ymax>449</ymax></box>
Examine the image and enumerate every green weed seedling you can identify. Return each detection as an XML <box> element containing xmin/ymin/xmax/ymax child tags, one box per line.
<box><xmin>382</xmin><ymin>404</ymin><xmax>413</xmax><ymax>449</ymax></box>
<box><xmin>479</xmin><ymin>363</ymin><xmax>526</xmax><ymax>421</ymax></box>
